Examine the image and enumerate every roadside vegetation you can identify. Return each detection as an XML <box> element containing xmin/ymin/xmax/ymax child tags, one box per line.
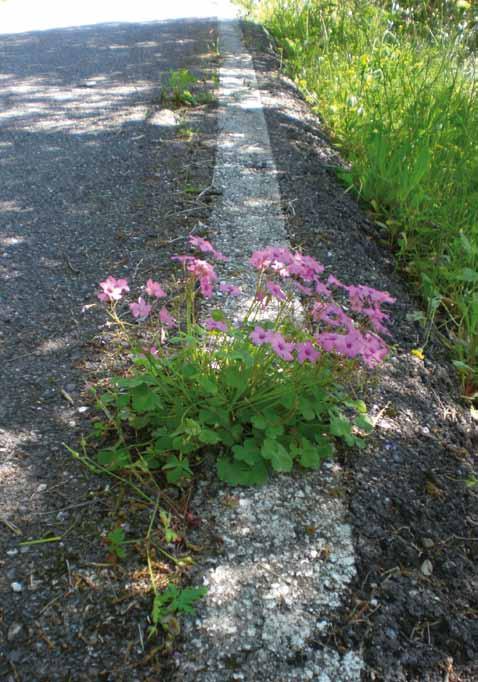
<box><xmin>239</xmin><ymin>0</ymin><xmax>478</xmax><ymax>395</ymax></box>
<box><xmin>73</xmin><ymin>235</ymin><xmax>394</xmax><ymax>639</ymax></box>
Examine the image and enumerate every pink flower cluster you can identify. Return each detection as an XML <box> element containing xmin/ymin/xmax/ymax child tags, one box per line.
<box><xmin>328</xmin><ymin>280</ymin><xmax>395</xmax><ymax>337</ymax></box>
<box><xmin>249</xmin><ymin>245</ymin><xmax>395</xmax><ymax>368</ymax></box>
<box><xmin>170</xmin><ymin>235</ymin><xmax>229</xmax><ymax>299</ymax></box>
<box><xmin>97</xmin><ymin>241</ymin><xmax>394</xmax><ymax>371</ymax></box>
<box><xmin>172</xmin><ymin>255</ymin><xmax>218</xmax><ymax>298</ymax></box>
<box><xmin>204</xmin><ymin>317</ymin><xmax>228</xmax><ymax>332</ymax></box>
<box><xmin>250</xmin><ymin>327</ymin><xmax>320</xmax><ymax>364</ymax></box>
<box><xmin>250</xmin><ymin>247</ymin><xmax>324</xmax><ymax>283</ymax></box>
<box><xmin>97</xmin><ymin>276</ymin><xmax>176</xmax><ymax>327</ymax></box>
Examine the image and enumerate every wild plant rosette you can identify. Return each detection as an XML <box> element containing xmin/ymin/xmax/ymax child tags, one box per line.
<box><xmin>92</xmin><ymin>236</ymin><xmax>395</xmax><ymax>486</ymax></box>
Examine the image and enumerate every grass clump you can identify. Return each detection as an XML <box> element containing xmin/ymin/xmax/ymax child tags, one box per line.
<box><xmin>241</xmin><ymin>0</ymin><xmax>478</xmax><ymax>391</ymax></box>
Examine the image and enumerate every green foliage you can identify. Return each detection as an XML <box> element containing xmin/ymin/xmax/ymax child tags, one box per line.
<box><xmin>106</xmin><ymin>527</ymin><xmax>127</xmax><ymax>559</ymax></box>
<box><xmin>162</xmin><ymin>68</ymin><xmax>198</xmax><ymax>106</ymax></box>
<box><xmin>161</xmin><ymin>69</ymin><xmax>213</xmax><ymax>107</ymax></box>
<box><xmin>149</xmin><ymin>584</ymin><xmax>208</xmax><ymax>636</ymax></box>
<box><xmin>93</xmin><ymin>325</ymin><xmax>363</xmax><ymax>486</ymax></box>
<box><xmin>244</xmin><ymin>0</ymin><xmax>478</xmax><ymax>383</ymax></box>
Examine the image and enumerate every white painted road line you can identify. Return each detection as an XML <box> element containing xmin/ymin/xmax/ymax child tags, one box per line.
<box><xmin>174</xmin><ymin>6</ymin><xmax>364</xmax><ymax>681</ymax></box>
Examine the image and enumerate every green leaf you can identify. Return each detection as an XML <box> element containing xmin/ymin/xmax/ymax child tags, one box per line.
<box><xmin>227</xmin><ymin>350</ymin><xmax>254</xmax><ymax>367</ymax></box>
<box><xmin>453</xmin><ymin>360</ymin><xmax>473</xmax><ymax>372</ymax></box>
<box><xmin>230</xmin><ymin>423</ymin><xmax>244</xmax><ymax>441</ymax></box>
<box><xmin>183</xmin><ymin>418</ymin><xmax>202</xmax><ymax>437</ymax></box>
<box><xmin>152</xmin><ymin>584</ymin><xmax>207</xmax><ymax>626</ymax></box>
<box><xmin>452</xmin><ymin>267</ymin><xmax>478</xmax><ymax>283</ymax></box>
<box><xmin>299</xmin><ymin>397</ymin><xmax>315</xmax><ymax>421</ymax></box>
<box><xmin>197</xmin><ymin>376</ymin><xmax>218</xmax><ymax>395</ymax></box>
<box><xmin>344</xmin><ymin>399</ymin><xmax>367</xmax><ymax>414</ymax></box>
<box><xmin>211</xmin><ymin>309</ymin><xmax>226</xmax><ymax>322</ymax></box>
<box><xmin>265</xmin><ymin>422</ymin><xmax>285</xmax><ymax>439</ymax></box>
<box><xmin>171</xmin><ymin>585</ymin><xmax>208</xmax><ymax>614</ymax></box>
<box><xmin>223</xmin><ymin>368</ymin><xmax>248</xmax><ymax>391</ymax></box>
<box><xmin>314</xmin><ymin>434</ymin><xmax>335</xmax><ymax>459</ymax></box>
<box><xmin>154</xmin><ymin>433</ymin><xmax>174</xmax><ymax>452</ymax></box>
<box><xmin>330</xmin><ymin>415</ymin><xmax>352</xmax><ymax>438</ymax></box>
<box><xmin>97</xmin><ymin>447</ymin><xmax>131</xmax><ymax>471</ymax></box>
<box><xmin>131</xmin><ymin>384</ymin><xmax>162</xmax><ymax>413</ymax></box>
<box><xmin>355</xmin><ymin>414</ymin><xmax>373</xmax><ymax>434</ymax></box>
<box><xmin>217</xmin><ymin>457</ymin><xmax>268</xmax><ymax>486</ymax></box>
<box><xmin>297</xmin><ymin>438</ymin><xmax>322</xmax><ymax>469</ymax></box>
<box><xmin>261</xmin><ymin>439</ymin><xmax>293</xmax><ymax>472</ymax></box>
<box><xmin>232</xmin><ymin>439</ymin><xmax>260</xmax><ymax>466</ymax></box>
<box><xmin>115</xmin><ymin>375</ymin><xmax>155</xmax><ymax>389</ymax></box>
<box><xmin>251</xmin><ymin>415</ymin><xmax>267</xmax><ymax>430</ymax></box>
<box><xmin>198</xmin><ymin>409</ymin><xmax>217</xmax><ymax>425</ymax></box>
<box><xmin>198</xmin><ymin>428</ymin><xmax>222</xmax><ymax>445</ymax></box>
<box><xmin>181</xmin><ymin>363</ymin><xmax>199</xmax><ymax>378</ymax></box>
<box><xmin>279</xmin><ymin>393</ymin><xmax>295</xmax><ymax>410</ymax></box>
<box><xmin>106</xmin><ymin>528</ymin><xmax>126</xmax><ymax>558</ymax></box>
<box><xmin>162</xmin><ymin>455</ymin><xmax>192</xmax><ymax>484</ymax></box>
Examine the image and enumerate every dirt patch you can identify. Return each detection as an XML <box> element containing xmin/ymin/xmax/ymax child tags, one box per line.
<box><xmin>0</xmin><ymin>18</ymin><xmax>218</xmax><ymax>681</ymax></box>
<box><xmin>241</xmin><ymin>20</ymin><xmax>478</xmax><ymax>682</ymax></box>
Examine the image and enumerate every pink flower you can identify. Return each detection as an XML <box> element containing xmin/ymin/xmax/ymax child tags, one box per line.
<box><xmin>149</xmin><ymin>346</ymin><xmax>159</xmax><ymax>356</ymax></box>
<box><xmin>187</xmin><ymin>258</ymin><xmax>217</xmax><ymax>281</ymax></box>
<box><xmin>266</xmin><ymin>281</ymin><xmax>287</xmax><ymax>301</ymax></box>
<box><xmin>173</xmin><ymin>256</ymin><xmax>217</xmax><ymax>298</ymax></box>
<box><xmin>292</xmin><ymin>281</ymin><xmax>314</xmax><ymax>296</ymax></box>
<box><xmin>313</xmin><ymin>303</ymin><xmax>354</xmax><ymax>331</ymax></box>
<box><xmin>219</xmin><ymin>282</ymin><xmax>241</xmax><ymax>297</ymax></box>
<box><xmin>327</xmin><ymin>274</ymin><xmax>344</xmax><ymax>289</ymax></box>
<box><xmin>296</xmin><ymin>341</ymin><xmax>321</xmax><ymax>364</ymax></box>
<box><xmin>97</xmin><ymin>276</ymin><xmax>129</xmax><ymax>302</ymax></box>
<box><xmin>204</xmin><ymin>317</ymin><xmax>228</xmax><ymax>332</ymax></box>
<box><xmin>189</xmin><ymin>235</ymin><xmax>215</xmax><ymax>254</ymax></box>
<box><xmin>145</xmin><ymin>279</ymin><xmax>166</xmax><ymax>298</ymax></box>
<box><xmin>269</xmin><ymin>332</ymin><xmax>295</xmax><ymax>362</ymax></box>
<box><xmin>249</xmin><ymin>247</ymin><xmax>293</xmax><ymax>275</ymax></box>
<box><xmin>315</xmin><ymin>328</ymin><xmax>389</xmax><ymax>367</ymax></box>
<box><xmin>314</xmin><ymin>281</ymin><xmax>333</xmax><ymax>298</ymax></box>
<box><xmin>290</xmin><ymin>254</ymin><xmax>324</xmax><ymax>281</ymax></box>
<box><xmin>361</xmin><ymin>333</ymin><xmax>389</xmax><ymax>367</ymax></box>
<box><xmin>189</xmin><ymin>235</ymin><xmax>227</xmax><ymax>262</ymax></box>
<box><xmin>159</xmin><ymin>306</ymin><xmax>176</xmax><ymax>328</ymax></box>
<box><xmin>250</xmin><ymin>326</ymin><xmax>272</xmax><ymax>346</ymax></box>
<box><xmin>315</xmin><ymin>330</ymin><xmax>361</xmax><ymax>359</ymax></box>
<box><xmin>199</xmin><ymin>276</ymin><xmax>214</xmax><ymax>298</ymax></box>
<box><xmin>346</xmin><ymin>284</ymin><xmax>396</xmax><ymax>311</ymax></box>
<box><xmin>129</xmin><ymin>297</ymin><xmax>152</xmax><ymax>319</ymax></box>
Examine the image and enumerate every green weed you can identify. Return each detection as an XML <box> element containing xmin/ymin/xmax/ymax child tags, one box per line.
<box><xmin>162</xmin><ymin>69</ymin><xmax>214</xmax><ymax>108</ymax></box>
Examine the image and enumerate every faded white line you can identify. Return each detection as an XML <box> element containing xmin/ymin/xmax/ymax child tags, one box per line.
<box><xmin>175</xmin><ymin>4</ymin><xmax>364</xmax><ymax>681</ymax></box>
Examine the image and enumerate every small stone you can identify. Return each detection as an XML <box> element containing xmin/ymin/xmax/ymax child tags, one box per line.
<box><xmin>422</xmin><ymin>538</ymin><xmax>434</xmax><ymax>549</ymax></box>
<box><xmin>7</xmin><ymin>623</ymin><xmax>23</xmax><ymax>641</ymax></box>
<box><xmin>78</xmin><ymin>406</ymin><xmax>89</xmax><ymax>413</ymax></box>
<box><xmin>421</xmin><ymin>559</ymin><xmax>433</xmax><ymax>576</ymax></box>
<box><xmin>8</xmin><ymin>650</ymin><xmax>22</xmax><ymax>664</ymax></box>
<box><xmin>37</xmin><ymin>483</ymin><xmax>47</xmax><ymax>492</ymax></box>
<box><xmin>11</xmin><ymin>582</ymin><xmax>23</xmax><ymax>592</ymax></box>
<box><xmin>6</xmin><ymin>549</ymin><xmax>18</xmax><ymax>557</ymax></box>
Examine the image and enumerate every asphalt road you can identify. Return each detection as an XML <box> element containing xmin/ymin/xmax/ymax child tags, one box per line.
<box><xmin>0</xmin><ymin>5</ymin><xmax>221</xmax><ymax>678</ymax></box>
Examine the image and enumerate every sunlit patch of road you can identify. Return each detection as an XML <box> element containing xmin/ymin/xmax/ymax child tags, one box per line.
<box><xmin>0</xmin><ymin>0</ymin><xmax>234</xmax><ymax>34</ymax></box>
